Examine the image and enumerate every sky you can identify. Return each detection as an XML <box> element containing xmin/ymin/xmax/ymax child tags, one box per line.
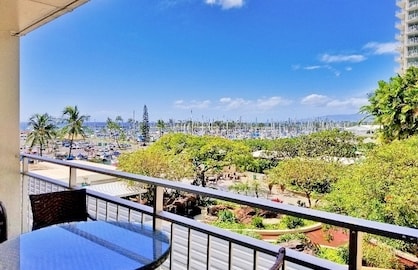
<box><xmin>20</xmin><ymin>0</ymin><xmax>399</xmax><ymax>123</ymax></box>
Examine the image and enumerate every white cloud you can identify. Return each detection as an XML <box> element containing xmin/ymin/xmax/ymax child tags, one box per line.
<box><xmin>363</xmin><ymin>42</ymin><xmax>398</xmax><ymax>55</ymax></box>
<box><xmin>219</xmin><ymin>97</ymin><xmax>232</xmax><ymax>103</ymax></box>
<box><xmin>158</xmin><ymin>0</ymin><xmax>193</xmax><ymax>9</ymax></box>
<box><xmin>219</xmin><ymin>96</ymin><xmax>291</xmax><ymax>111</ymax></box>
<box><xmin>293</xmin><ymin>42</ymin><xmax>395</xmax><ymax>79</ymax></box>
<box><xmin>175</xmin><ymin>96</ymin><xmax>292</xmax><ymax>113</ymax></box>
<box><xmin>320</xmin><ymin>53</ymin><xmax>366</xmax><ymax>63</ymax></box>
<box><xmin>326</xmin><ymin>97</ymin><xmax>368</xmax><ymax>108</ymax></box>
<box><xmin>296</xmin><ymin>64</ymin><xmax>341</xmax><ymax>77</ymax></box>
<box><xmin>205</xmin><ymin>0</ymin><xmax>244</xmax><ymax>9</ymax></box>
<box><xmin>174</xmin><ymin>99</ymin><xmax>211</xmax><ymax>109</ymax></box>
<box><xmin>170</xmin><ymin>95</ymin><xmax>368</xmax><ymax>120</ymax></box>
<box><xmin>324</xmin><ymin>65</ymin><xmax>341</xmax><ymax>77</ymax></box>
<box><xmin>304</xmin><ymin>65</ymin><xmax>321</xmax><ymax>70</ymax></box>
<box><xmin>301</xmin><ymin>94</ymin><xmax>368</xmax><ymax>111</ymax></box>
<box><xmin>301</xmin><ymin>94</ymin><xmax>330</xmax><ymax>106</ymax></box>
<box><xmin>219</xmin><ymin>97</ymin><xmax>250</xmax><ymax>109</ymax></box>
<box><xmin>255</xmin><ymin>96</ymin><xmax>292</xmax><ymax>110</ymax></box>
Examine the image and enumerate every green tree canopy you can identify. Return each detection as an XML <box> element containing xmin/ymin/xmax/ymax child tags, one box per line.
<box><xmin>242</xmin><ymin>139</ymin><xmax>273</xmax><ymax>152</ymax></box>
<box><xmin>269</xmin><ymin>137</ymin><xmax>300</xmax><ymax>159</ymax></box>
<box><xmin>268</xmin><ymin>158</ymin><xmax>342</xmax><ymax>208</ymax></box>
<box><xmin>118</xmin><ymin>148</ymin><xmax>171</xmax><ymax>178</ymax></box>
<box><xmin>297</xmin><ymin>129</ymin><xmax>359</xmax><ymax>158</ymax></box>
<box><xmin>324</xmin><ymin>136</ymin><xmax>418</xmax><ymax>229</ymax></box>
<box><xmin>118</xmin><ymin>133</ymin><xmax>254</xmax><ymax>186</ymax></box>
<box><xmin>268</xmin><ymin>129</ymin><xmax>359</xmax><ymax>160</ymax></box>
<box><xmin>361</xmin><ymin>66</ymin><xmax>418</xmax><ymax>142</ymax></box>
<box><xmin>26</xmin><ymin>113</ymin><xmax>57</xmax><ymax>156</ymax></box>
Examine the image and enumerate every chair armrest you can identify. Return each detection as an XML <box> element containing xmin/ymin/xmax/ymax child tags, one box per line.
<box><xmin>269</xmin><ymin>247</ymin><xmax>285</xmax><ymax>270</ymax></box>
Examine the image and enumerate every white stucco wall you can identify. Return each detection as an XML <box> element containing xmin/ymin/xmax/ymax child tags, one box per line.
<box><xmin>0</xmin><ymin>30</ymin><xmax>21</xmax><ymax>238</ymax></box>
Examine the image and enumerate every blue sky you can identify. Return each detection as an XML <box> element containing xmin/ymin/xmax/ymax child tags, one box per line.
<box><xmin>21</xmin><ymin>0</ymin><xmax>399</xmax><ymax>123</ymax></box>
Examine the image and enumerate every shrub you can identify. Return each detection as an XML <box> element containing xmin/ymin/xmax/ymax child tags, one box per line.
<box><xmin>317</xmin><ymin>247</ymin><xmax>346</xmax><ymax>264</ymax></box>
<box><xmin>281</xmin><ymin>215</ymin><xmax>304</xmax><ymax>229</ymax></box>
<box><xmin>276</xmin><ymin>233</ymin><xmax>307</xmax><ymax>243</ymax></box>
<box><xmin>337</xmin><ymin>245</ymin><xmax>349</xmax><ymax>264</ymax></box>
<box><xmin>362</xmin><ymin>242</ymin><xmax>402</xmax><ymax>269</ymax></box>
<box><xmin>239</xmin><ymin>230</ymin><xmax>262</xmax><ymax>240</ymax></box>
<box><xmin>217</xmin><ymin>210</ymin><xmax>236</xmax><ymax>223</ymax></box>
<box><xmin>251</xmin><ymin>216</ymin><xmax>264</xmax><ymax>228</ymax></box>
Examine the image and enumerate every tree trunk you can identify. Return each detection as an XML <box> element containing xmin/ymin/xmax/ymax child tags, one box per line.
<box><xmin>306</xmin><ymin>193</ymin><xmax>312</xmax><ymax>208</ymax></box>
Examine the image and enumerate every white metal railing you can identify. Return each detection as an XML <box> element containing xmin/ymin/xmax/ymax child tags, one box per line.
<box><xmin>408</xmin><ymin>9</ymin><xmax>418</xmax><ymax>21</ymax></box>
<box><xmin>20</xmin><ymin>154</ymin><xmax>418</xmax><ymax>270</ymax></box>
<box><xmin>410</xmin><ymin>0</ymin><xmax>418</xmax><ymax>9</ymax></box>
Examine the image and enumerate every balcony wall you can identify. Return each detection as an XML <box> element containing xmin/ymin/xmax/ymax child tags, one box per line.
<box><xmin>19</xmin><ymin>154</ymin><xmax>418</xmax><ymax>270</ymax></box>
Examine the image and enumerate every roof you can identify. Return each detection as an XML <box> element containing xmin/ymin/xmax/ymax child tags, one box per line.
<box><xmin>86</xmin><ymin>181</ymin><xmax>147</xmax><ymax>198</ymax></box>
<box><xmin>0</xmin><ymin>0</ymin><xmax>89</xmax><ymax>36</ymax></box>
<box><xmin>28</xmin><ymin>160</ymin><xmax>147</xmax><ymax>197</ymax></box>
<box><xmin>29</xmin><ymin>160</ymin><xmax>117</xmax><ymax>185</ymax></box>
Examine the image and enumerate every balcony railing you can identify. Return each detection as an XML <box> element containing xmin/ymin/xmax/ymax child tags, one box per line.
<box><xmin>20</xmin><ymin>154</ymin><xmax>418</xmax><ymax>270</ymax></box>
<box><xmin>411</xmin><ymin>0</ymin><xmax>418</xmax><ymax>9</ymax></box>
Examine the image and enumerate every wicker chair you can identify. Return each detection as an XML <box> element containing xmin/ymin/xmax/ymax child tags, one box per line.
<box><xmin>0</xmin><ymin>201</ymin><xmax>7</xmax><ymax>243</ymax></box>
<box><xmin>29</xmin><ymin>189</ymin><xmax>89</xmax><ymax>230</ymax></box>
<box><xmin>269</xmin><ymin>247</ymin><xmax>285</xmax><ymax>270</ymax></box>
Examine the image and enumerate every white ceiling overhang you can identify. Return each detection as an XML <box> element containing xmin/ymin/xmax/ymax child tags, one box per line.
<box><xmin>0</xmin><ymin>0</ymin><xmax>89</xmax><ymax>36</ymax></box>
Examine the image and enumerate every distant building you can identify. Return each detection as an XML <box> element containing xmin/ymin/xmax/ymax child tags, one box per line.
<box><xmin>343</xmin><ymin>125</ymin><xmax>379</xmax><ymax>137</ymax></box>
<box><xmin>397</xmin><ymin>0</ymin><xmax>418</xmax><ymax>73</ymax></box>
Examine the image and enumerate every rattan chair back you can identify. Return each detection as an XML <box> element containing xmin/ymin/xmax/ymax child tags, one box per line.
<box><xmin>30</xmin><ymin>189</ymin><xmax>88</xmax><ymax>230</ymax></box>
<box><xmin>0</xmin><ymin>201</ymin><xmax>7</xmax><ymax>243</ymax></box>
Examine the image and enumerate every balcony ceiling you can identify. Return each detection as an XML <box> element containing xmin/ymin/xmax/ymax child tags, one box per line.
<box><xmin>0</xmin><ymin>0</ymin><xmax>89</xmax><ymax>36</ymax></box>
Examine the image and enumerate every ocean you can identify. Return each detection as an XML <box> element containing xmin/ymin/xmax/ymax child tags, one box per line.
<box><xmin>20</xmin><ymin>122</ymin><xmax>111</xmax><ymax>131</ymax></box>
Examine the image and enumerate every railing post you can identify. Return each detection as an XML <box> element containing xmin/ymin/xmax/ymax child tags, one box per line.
<box><xmin>153</xmin><ymin>185</ymin><xmax>164</xmax><ymax>231</ymax></box>
<box><xmin>21</xmin><ymin>157</ymin><xmax>30</xmax><ymax>232</ymax></box>
<box><xmin>348</xmin><ymin>230</ymin><xmax>363</xmax><ymax>270</ymax></box>
<box><xmin>22</xmin><ymin>157</ymin><xmax>28</xmax><ymax>174</ymax></box>
<box><xmin>69</xmin><ymin>167</ymin><xmax>77</xmax><ymax>188</ymax></box>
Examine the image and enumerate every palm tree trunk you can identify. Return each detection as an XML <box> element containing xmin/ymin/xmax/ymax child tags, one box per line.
<box><xmin>68</xmin><ymin>134</ymin><xmax>74</xmax><ymax>158</ymax></box>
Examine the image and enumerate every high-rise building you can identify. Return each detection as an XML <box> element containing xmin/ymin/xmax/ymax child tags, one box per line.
<box><xmin>397</xmin><ymin>0</ymin><xmax>418</xmax><ymax>73</ymax></box>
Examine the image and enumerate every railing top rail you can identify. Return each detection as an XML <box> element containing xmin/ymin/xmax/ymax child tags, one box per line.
<box><xmin>21</xmin><ymin>154</ymin><xmax>418</xmax><ymax>244</ymax></box>
<box><xmin>157</xmin><ymin>211</ymin><xmax>347</xmax><ymax>270</ymax></box>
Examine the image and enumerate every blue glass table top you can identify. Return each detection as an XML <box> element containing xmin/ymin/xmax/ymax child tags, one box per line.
<box><xmin>0</xmin><ymin>221</ymin><xmax>170</xmax><ymax>270</ymax></box>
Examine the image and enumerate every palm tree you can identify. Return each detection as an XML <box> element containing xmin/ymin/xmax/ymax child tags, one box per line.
<box><xmin>61</xmin><ymin>106</ymin><xmax>89</xmax><ymax>158</ymax></box>
<box><xmin>115</xmin><ymin>115</ymin><xmax>123</xmax><ymax>126</ymax></box>
<box><xmin>26</xmin><ymin>113</ymin><xmax>57</xmax><ymax>156</ymax></box>
<box><xmin>106</xmin><ymin>117</ymin><xmax>122</xmax><ymax>148</ymax></box>
<box><xmin>127</xmin><ymin>118</ymin><xmax>137</xmax><ymax>138</ymax></box>
<box><xmin>156</xmin><ymin>119</ymin><xmax>165</xmax><ymax>137</ymax></box>
<box><xmin>127</xmin><ymin>117</ymin><xmax>135</xmax><ymax>130</ymax></box>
